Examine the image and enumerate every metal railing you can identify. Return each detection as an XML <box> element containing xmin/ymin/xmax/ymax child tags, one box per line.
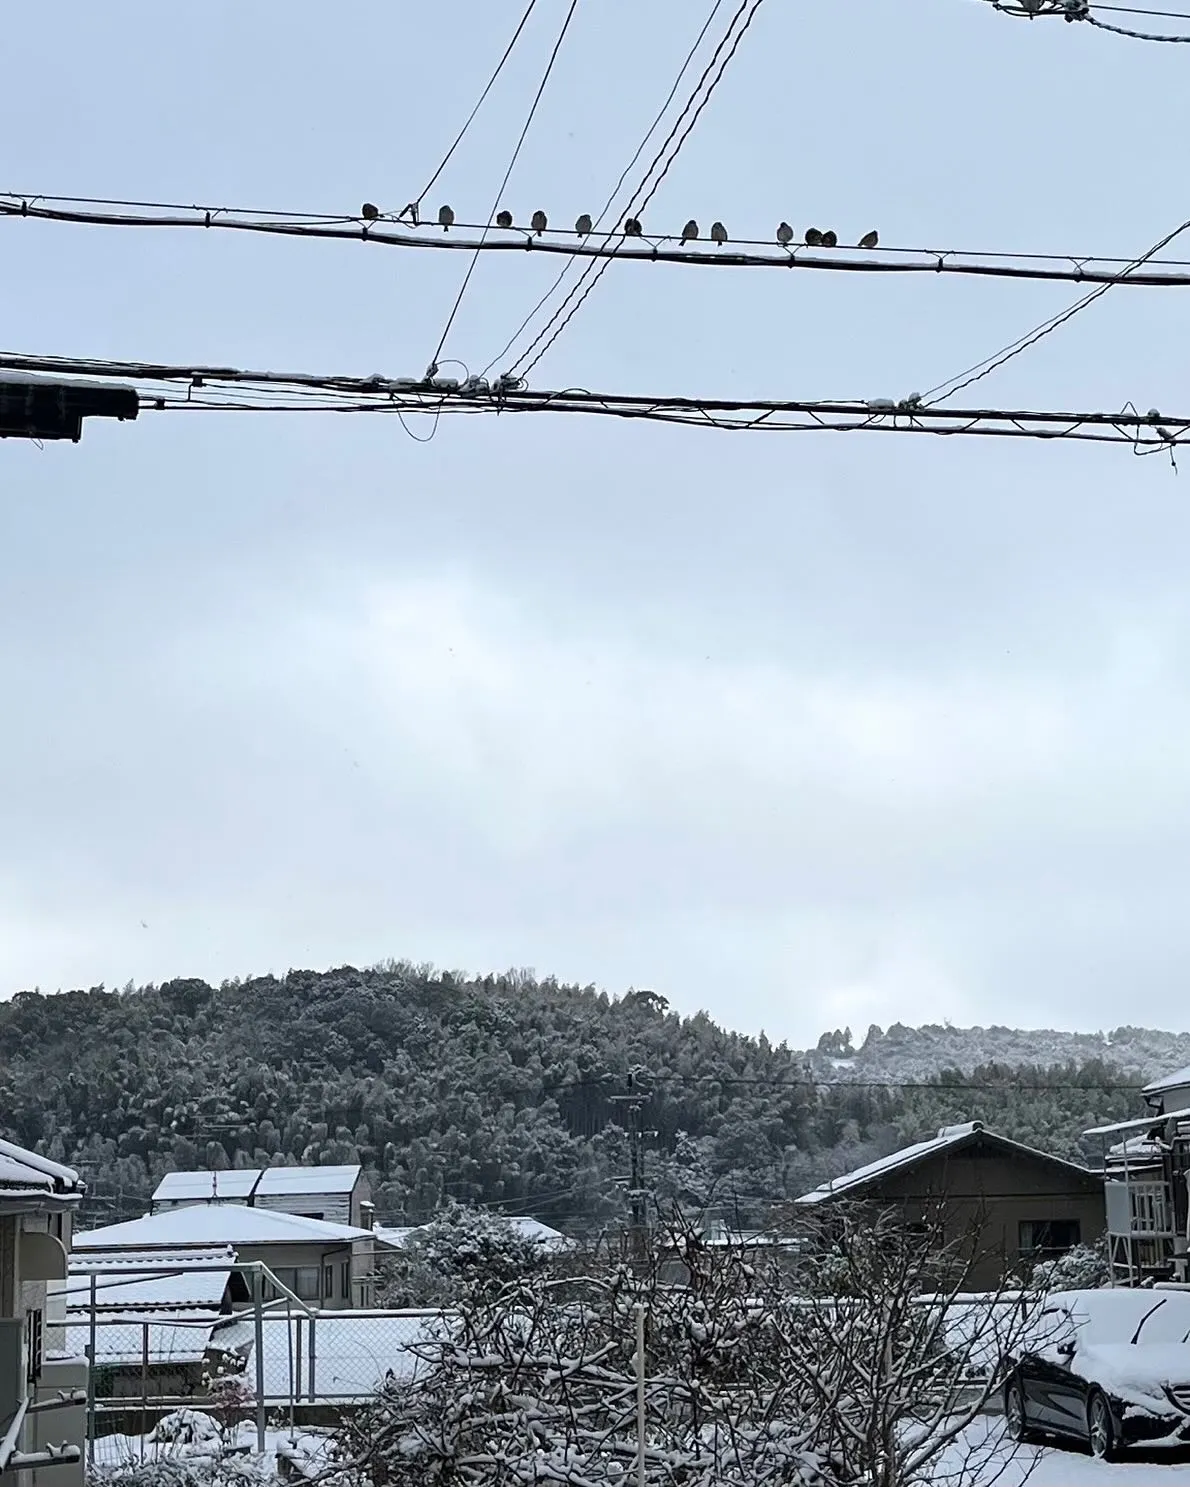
<box><xmin>59</xmin><ymin>1260</ymin><xmax>447</xmax><ymax>1467</ymax></box>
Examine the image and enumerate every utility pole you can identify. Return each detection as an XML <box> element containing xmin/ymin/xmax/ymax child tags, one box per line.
<box><xmin>611</xmin><ymin>1069</ymin><xmax>650</xmax><ymax>1263</ymax></box>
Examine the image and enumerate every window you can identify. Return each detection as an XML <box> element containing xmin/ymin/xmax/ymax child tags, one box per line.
<box><xmin>340</xmin><ymin>1262</ymin><xmax>350</xmax><ymax>1301</ymax></box>
<box><xmin>323</xmin><ymin>1265</ymin><xmax>333</xmax><ymax>1302</ymax></box>
<box><xmin>272</xmin><ymin>1267</ymin><xmax>323</xmax><ymax>1301</ymax></box>
<box><xmin>24</xmin><ymin>1308</ymin><xmax>43</xmax><ymax>1385</ymax></box>
<box><xmin>1020</xmin><ymin>1219</ymin><xmax>1081</xmax><ymax>1256</ymax></box>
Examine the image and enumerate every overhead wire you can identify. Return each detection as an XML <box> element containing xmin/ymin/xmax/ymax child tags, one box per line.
<box><xmin>427</xmin><ymin>0</ymin><xmax>580</xmax><ymax>374</ymax></box>
<box><xmin>923</xmin><ymin>214</ymin><xmax>1190</xmax><ymax>405</ymax></box>
<box><xmin>12</xmin><ymin>194</ymin><xmax>1190</xmax><ymax>289</ymax></box>
<box><xmin>409</xmin><ymin>0</ymin><xmax>542</xmax><ymax>214</ymax></box>
<box><xmin>479</xmin><ymin>0</ymin><xmax>732</xmax><ymax>378</ymax></box>
<box><xmin>4</xmin><ymin>348</ymin><xmax>1186</xmax><ymax>448</ymax></box>
<box><xmin>508</xmin><ymin>0</ymin><xmax>768</xmax><ymax>379</ymax></box>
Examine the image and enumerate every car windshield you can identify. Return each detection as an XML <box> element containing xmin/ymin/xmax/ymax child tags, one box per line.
<box><xmin>1062</xmin><ymin>1290</ymin><xmax>1190</xmax><ymax>1347</ymax></box>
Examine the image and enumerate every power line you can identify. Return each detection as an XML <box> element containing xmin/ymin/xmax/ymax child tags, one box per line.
<box><xmin>924</xmin><ymin>213</ymin><xmax>1190</xmax><ymax>405</ymax></box>
<box><xmin>980</xmin><ymin>0</ymin><xmax>1190</xmax><ymax>40</ymax></box>
<box><xmin>12</xmin><ymin>193</ymin><xmax>1190</xmax><ymax>290</ymax></box>
<box><xmin>407</xmin><ymin>0</ymin><xmax>541</xmax><ymax>215</ymax></box>
<box><xmin>429</xmin><ymin>0</ymin><xmax>581</xmax><ymax>372</ymax></box>
<box><xmin>1</xmin><ymin>350</ymin><xmax>1186</xmax><ymax>448</ymax></box>
<box><xmin>510</xmin><ymin>0</ymin><xmax>770</xmax><ymax>378</ymax></box>
<box><xmin>479</xmin><ymin>0</ymin><xmax>733</xmax><ymax>377</ymax></box>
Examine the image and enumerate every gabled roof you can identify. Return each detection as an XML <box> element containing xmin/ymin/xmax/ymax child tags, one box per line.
<box><xmin>0</xmin><ymin>1137</ymin><xmax>83</xmax><ymax>1198</ymax></box>
<box><xmin>153</xmin><ymin>1170</ymin><xmax>259</xmax><ymax>1203</ymax></box>
<box><xmin>1143</xmin><ymin>1065</ymin><xmax>1190</xmax><ymax>1097</ymax></box>
<box><xmin>795</xmin><ymin>1121</ymin><xmax>1102</xmax><ymax>1206</ymax></box>
<box><xmin>75</xmin><ymin>1202</ymin><xmax>373</xmax><ymax>1250</ymax></box>
<box><xmin>255</xmin><ymin>1164</ymin><xmax>360</xmax><ymax>1197</ymax></box>
<box><xmin>151</xmin><ymin>1163</ymin><xmax>362</xmax><ymax>1205</ymax></box>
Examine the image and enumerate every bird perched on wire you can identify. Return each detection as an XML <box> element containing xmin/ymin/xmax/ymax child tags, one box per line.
<box><xmin>361</xmin><ymin>202</ymin><xmax>380</xmax><ymax>222</ymax></box>
<box><xmin>575</xmin><ymin>212</ymin><xmax>592</xmax><ymax>236</ymax></box>
<box><xmin>438</xmin><ymin>204</ymin><xmax>455</xmax><ymax>231</ymax></box>
<box><xmin>680</xmin><ymin>219</ymin><xmax>699</xmax><ymax>244</ymax></box>
<box><xmin>496</xmin><ymin>209</ymin><xmax>513</xmax><ymax>229</ymax></box>
<box><xmin>804</xmin><ymin>227</ymin><xmax>823</xmax><ymax>247</ymax></box>
<box><xmin>821</xmin><ymin>229</ymin><xmax>838</xmax><ymax>248</ymax></box>
<box><xmin>531</xmin><ymin>210</ymin><xmax>548</xmax><ymax>236</ymax></box>
<box><xmin>623</xmin><ymin>217</ymin><xmax>643</xmax><ymax>237</ymax></box>
<box><xmin>857</xmin><ymin>229</ymin><xmax>879</xmax><ymax>249</ymax></box>
<box><xmin>710</xmin><ymin>221</ymin><xmax>728</xmax><ymax>245</ymax></box>
<box><xmin>776</xmin><ymin>221</ymin><xmax>794</xmax><ymax>247</ymax></box>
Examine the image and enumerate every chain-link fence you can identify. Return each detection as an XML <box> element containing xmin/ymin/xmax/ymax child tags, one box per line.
<box><xmin>60</xmin><ymin>1261</ymin><xmax>447</xmax><ymax>1464</ymax></box>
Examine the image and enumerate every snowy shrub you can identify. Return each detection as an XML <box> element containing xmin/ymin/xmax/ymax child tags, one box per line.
<box><xmin>1028</xmin><ymin>1239</ymin><xmax>1110</xmax><ymax>1292</ymax></box>
<box><xmin>374</xmin><ymin>1202</ymin><xmax>550</xmax><ymax>1308</ymax></box>
<box><xmin>148</xmin><ymin>1410</ymin><xmax>221</xmax><ymax>1448</ymax></box>
<box><xmin>332</xmin><ymin>1219</ymin><xmax>833</xmax><ymax>1487</ymax></box>
<box><xmin>92</xmin><ymin>1457</ymin><xmax>273</xmax><ymax>1487</ymax></box>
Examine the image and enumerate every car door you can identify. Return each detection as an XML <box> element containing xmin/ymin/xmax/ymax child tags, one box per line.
<box><xmin>1021</xmin><ymin>1305</ymin><xmax>1081</xmax><ymax>1434</ymax></box>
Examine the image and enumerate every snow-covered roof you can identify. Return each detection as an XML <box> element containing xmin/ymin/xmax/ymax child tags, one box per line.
<box><xmin>152</xmin><ymin>1164</ymin><xmax>362</xmax><ymax>1205</ymax></box>
<box><xmin>0</xmin><ymin>1137</ymin><xmax>83</xmax><ymax>1196</ymax></box>
<box><xmin>153</xmin><ymin>1171</ymin><xmax>260</xmax><ymax>1203</ymax></box>
<box><xmin>75</xmin><ymin>1203</ymin><xmax>373</xmax><ymax>1251</ymax></box>
<box><xmin>373</xmin><ymin>1225</ymin><xmax>417</xmax><ymax>1249</ymax></box>
<box><xmin>795</xmin><ymin>1121</ymin><xmax>1100</xmax><ymax>1206</ymax></box>
<box><xmin>255</xmin><ymin>1165</ymin><xmax>361</xmax><ymax>1197</ymax></box>
<box><xmin>63</xmin><ymin>1256</ymin><xmax>234</xmax><ymax>1311</ymax></box>
<box><xmin>1143</xmin><ymin>1065</ymin><xmax>1190</xmax><ymax>1097</ymax></box>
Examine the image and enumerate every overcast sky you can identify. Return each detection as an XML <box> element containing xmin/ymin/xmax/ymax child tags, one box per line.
<box><xmin>2</xmin><ymin>0</ymin><xmax>1189</xmax><ymax>1046</ymax></box>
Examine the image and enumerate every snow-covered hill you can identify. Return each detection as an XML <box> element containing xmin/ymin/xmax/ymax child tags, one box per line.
<box><xmin>805</xmin><ymin>1022</ymin><xmax>1190</xmax><ymax>1085</ymax></box>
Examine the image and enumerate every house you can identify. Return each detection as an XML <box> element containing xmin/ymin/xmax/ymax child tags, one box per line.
<box><xmin>74</xmin><ymin>1203</ymin><xmax>377</xmax><ymax>1308</ymax></box>
<box><xmin>1085</xmin><ymin>1063</ymin><xmax>1190</xmax><ymax>1285</ymax></box>
<box><xmin>793</xmin><ymin>1121</ymin><xmax>1105</xmax><ymax>1289</ymax></box>
<box><xmin>0</xmin><ymin>1136</ymin><xmax>87</xmax><ymax>1487</ymax></box>
<box><xmin>151</xmin><ymin>1165</ymin><xmax>373</xmax><ymax>1230</ymax></box>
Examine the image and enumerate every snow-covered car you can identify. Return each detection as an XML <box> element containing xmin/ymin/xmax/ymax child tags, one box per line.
<box><xmin>1003</xmin><ymin>1287</ymin><xmax>1190</xmax><ymax>1460</ymax></box>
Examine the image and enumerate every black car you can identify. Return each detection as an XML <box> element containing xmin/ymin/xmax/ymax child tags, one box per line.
<box><xmin>1003</xmin><ymin>1287</ymin><xmax>1190</xmax><ymax>1460</ymax></box>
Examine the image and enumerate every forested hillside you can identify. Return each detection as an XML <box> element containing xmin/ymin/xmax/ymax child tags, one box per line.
<box><xmin>0</xmin><ymin>962</ymin><xmax>1177</xmax><ymax>1231</ymax></box>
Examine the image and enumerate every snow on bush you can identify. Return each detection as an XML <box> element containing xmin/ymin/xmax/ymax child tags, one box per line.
<box><xmin>375</xmin><ymin>1201</ymin><xmax>550</xmax><ymax>1308</ymax></box>
<box><xmin>1028</xmin><ymin>1240</ymin><xmax>1110</xmax><ymax>1292</ymax></box>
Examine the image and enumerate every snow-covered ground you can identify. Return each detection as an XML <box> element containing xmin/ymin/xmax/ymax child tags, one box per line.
<box><xmin>91</xmin><ymin>1417</ymin><xmax>336</xmax><ymax>1480</ymax></box>
<box><xmin>932</xmin><ymin>1418</ymin><xmax>1190</xmax><ymax>1485</ymax></box>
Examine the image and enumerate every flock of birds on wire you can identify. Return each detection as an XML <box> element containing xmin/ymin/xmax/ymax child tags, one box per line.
<box><xmin>359</xmin><ymin>201</ymin><xmax>879</xmax><ymax>251</ymax></box>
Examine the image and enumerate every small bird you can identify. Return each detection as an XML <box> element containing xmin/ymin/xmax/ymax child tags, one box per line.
<box><xmin>361</xmin><ymin>202</ymin><xmax>380</xmax><ymax>222</ymax></box>
<box><xmin>575</xmin><ymin>212</ymin><xmax>593</xmax><ymax>236</ymax></box>
<box><xmin>776</xmin><ymin>221</ymin><xmax>794</xmax><ymax>247</ymax></box>
<box><xmin>858</xmin><ymin>229</ymin><xmax>879</xmax><ymax>250</ymax></box>
<box><xmin>623</xmin><ymin>217</ymin><xmax>643</xmax><ymax>237</ymax></box>
<box><xmin>821</xmin><ymin>229</ymin><xmax>838</xmax><ymax>248</ymax></box>
<box><xmin>804</xmin><ymin>227</ymin><xmax>823</xmax><ymax>247</ymax></box>
<box><xmin>710</xmin><ymin>221</ymin><xmax>728</xmax><ymax>245</ymax></box>
<box><xmin>438</xmin><ymin>204</ymin><xmax>455</xmax><ymax>231</ymax></box>
<box><xmin>531</xmin><ymin>209</ymin><xmax>548</xmax><ymax>235</ymax></box>
<box><xmin>496</xmin><ymin>209</ymin><xmax>513</xmax><ymax>229</ymax></box>
<box><xmin>680</xmin><ymin>218</ymin><xmax>699</xmax><ymax>244</ymax></box>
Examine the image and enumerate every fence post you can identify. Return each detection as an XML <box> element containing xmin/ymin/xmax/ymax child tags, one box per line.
<box><xmin>252</xmin><ymin>1268</ymin><xmax>266</xmax><ymax>1452</ymax></box>
<box><xmin>307</xmin><ymin>1313</ymin><xmax>316</xmax><ymax>1404</ymax></box>
<box><xmin>86</xmin><ymin>1273</ymin><xmax>97</xmax><ymax>1473</ymax></box>
<box><xmin>140</xmin><ymin>1321</ymin><xmax>149</xmax><ymax>1462</ymax></box>
<box><xmin>634</xmin><ymin>1303</ymin><xmax>646</xmax><ymax>1487</ymax></box>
